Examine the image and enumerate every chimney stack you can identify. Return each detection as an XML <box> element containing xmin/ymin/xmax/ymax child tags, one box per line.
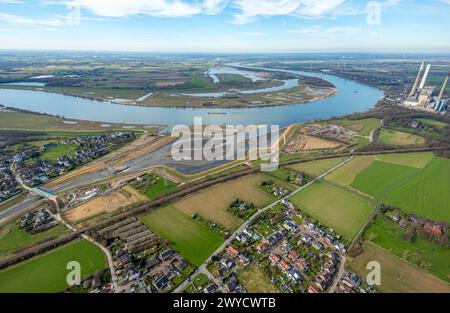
<box><xmin>436</xmin><ymin>71</ymin><xmax>449</xmax><ymax>104</ymax></box>
<box><xmin>409</xmin><ymin>61</ymin><xmax>425</xmax><ymax>97</ymax></box>
<box><xmin>419</xmin><ymin>64</ymin><xmax>432</xmax><ymax>91</ymax></box>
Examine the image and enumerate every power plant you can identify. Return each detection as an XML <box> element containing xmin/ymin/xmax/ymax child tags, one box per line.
<box><xmin>402</xmin><ymin>62</ymin><xmax>449</xmax><ymax>113</ymax></box>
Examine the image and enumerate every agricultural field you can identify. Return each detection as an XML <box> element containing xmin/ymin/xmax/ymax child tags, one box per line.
<box><xmin>327</xmin><ymin>152</ymin><xmax>434</xmax><ymax>186</ymax></box>
<box><xmin>238</xmin><ymin>262</ymin><xmax>278</xmax><ymax>293</ymax></box>
<box><xmin>302</xmin><ymin>135</ymin><xmax>341</xmax><ymax>150</ymax></box>
<box><xmin>364</xmin><ymin>217</ymin><xmax>450</xmax><ymax>282</ymax></box>
<box><xmin>347</xmin><ymin>242</ymin><xmax>450</xmax><ymax>293</ymax></box>
<box><xmin>384</xmin><ymin>157</ymin><xmax>450</xmax><ymax>223</ymax></box>
<box><xmin>332</xmin><ymin>118</ymin><xmax>381</xmax><ymax>136</ymax></box>
<box><xmin>39</xmin><ymin>144</ymin><xmax>79</xmax><ymax>162</ymax></box>
<box><xmin>0</xmin><ymin>240</ymin><xmax>107</xmax><ymax>293</ymax></box>
<box><xmin>140</xmin><ymin>206</ymin><xmax>223</xmax><ymax>266</ymax></box>
<box><xmin>378</xmin><ymin>129</ymin><xmax>425</xmax><ymax>146</ymax></box>
<box><xmin>0</xmin><ymin>222</ymin><xmax>69</xmax><ymax>259</ymax></box>
<box><xmin>172</xmin><ymin>174</ymin><xmax>280</xmax><ymax>230</ymax></box>
<box><xmin>286</xmin><ymin>157</ymin><xmax>347</xmax><ymax>177</ymax></box>
<box><xmin>290</xmin><ymin>181</ymin><xmax>375</xmax><ymax>241</ymax></box>
<box><xmin>351</xmin><ymin>161</ymin><xmax>420</xmax><ymax>200</ymax></box>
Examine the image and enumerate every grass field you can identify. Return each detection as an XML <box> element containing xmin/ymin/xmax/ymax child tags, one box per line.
<box><xmin>173</xmin><ymin>174</ymin><xmax>276</xmax><ymax>230</ymax></box>
<box><xmin>140</xmin><ymin>206</ymin><xmax>223</xmax><ymax>266</ymax></box>
<box><xmin>378</xmin><ymin>129</ymin><xmax>425</xmax><ymax>146</ymax></box>
<box><xmin>286</xmin><ymin>157</ymin><xmax>347</xmax><ymax>177</ymax></box>
<box><xmin>333</xmin><ymin>118</ymin><xmax>381</xmax><ymax>136</ymax></box>
<box><xmin>0</xmin><ymin>222</ymin><xmax>69</xmax><ymax>259</ymax></box>
<box><xmin>418</xmin><ymin>118</ymin><xmax>447</xmax><ymax>129</ymax></box>
<box><xmin>0</xmin><ymin>110</ymin><xmax>153</xmax><ymax>133</ymax></box>
<box><xmin>190</xmin><ymin>73</ymin><xmax>213</xmax><ymax>89</ymax></box>
<box><xmin>290</xmin><ymin>181</ymin><xmax>375</xmax><ymax>241</ymax></box>
<box><xmin>347</xmin><ymin>242</ymin><xmax>450</xmax><ymax>293</ymax></box>
<box><xmin>238</xmin><ymin>262</ymin><xmax>277</xmax><ymax>293</ymax></box>
<box><xmin>384</xmin><ymin>157</ymin><xmax>450</xmax><ymax>223</ymax></box>
<box><xmin>39</xmin><ymin>144</ymin><xmax>79</xmax><ymax>162</ymax></box>
<box><xmin>351</xmin><ymin>161</ymin><xmax>420</xmax><ymax>200</ymax></box>
<box><xmin>0</xmin><ymin>240</ymin><xmax>107</xmax><ymax>293</ymax></box>
<box><xmin>140</xmin><ymin>173</ymin><xmax>178</xmax><ymax>199</ymax></box>
<box><xmin>364</xmin><ymin>217</ymin><xmax>450</xmax><ymax>282</ymax></box>
<box><xmin>327</xmin><ymin>152</ymin><xmax>433</xmax><ymax>186</ymax></box>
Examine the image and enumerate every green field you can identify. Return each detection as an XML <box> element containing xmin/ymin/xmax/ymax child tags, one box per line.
<box><xmin>139</xmin><ymin>173</ymin><xmax>177</xmax><ymax>199</ymax></box>
<box><xmin>286</xmin><ymin>157</ymin><xmax>347</xmax><ymax>177</ymax></box>
<box><xmin>384</xmin><ymin>157</ymin><xmax>450</xmax><ymax>223</ymax></box>
<box><xmin>0</xmin><ymin>240</ymin><xmax>107</xmax><ymax>293</ymax></box>
<box><xmin>351</xmin><ymin>160</ymin><xmax>420</xmax><ymax>200</ymax></box>
<box><xmin>290</xmin><ymin>181</ymin><xmax>375</xmax><ymax>241</ymax></box>
<box><xmin>140</xmin><ymin>206</ymin><xmax>223</xmax><ymax>266</ymax></box>
<box><xmin>347</xmin><ymin>242</ymin><xmax>450</xmax><ymax>293</ymax></box>
<box><xmin>0</xmin><ymin>222</ymin><xmax>69</xmax><ymax>259</ymax></box>
<box><xmin>378</xmin><ymin>129</ymin><xmax>425</xmax><ymax>146</ymax></box>
<box><xmin>327</xmin><ymin>152</ymin><xmax>434</xmax><ymax>186</ymax></box>
<box><xmin>39</xmin><ymin>144</ymin><xmax>79</xmax><ymax>162</ymax></box>
<box><xmin>190</xmin><ymin>73</ymin><xmax>213</xmax><ymax>89</ymax></box>
<box><xmin>333</xmin><ymin>118</ymin><xmax>381</xmax><ymax>136</ymax></box>
<box><xmin>218</xmin><ymin>73</ymin><xmax>251</xmax><ymax>83</ymax></box>
<box><xmin>364</xmin><ymin>217</ymin><xmax>450</xmax><ymax>282</ymax></box>
<box><xmin>418</xmin><ymin>118</ymin><xmax>447</xmax><ymax>129</ymax></box>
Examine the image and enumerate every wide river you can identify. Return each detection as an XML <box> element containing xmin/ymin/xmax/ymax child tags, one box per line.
<box><xmin>0</xmin><ymin>66</ymin><xmax>384</xmax><ymax>130</ymax></box>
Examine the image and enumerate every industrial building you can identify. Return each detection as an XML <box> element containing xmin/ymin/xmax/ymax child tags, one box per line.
<box><xmin>402</xmin><ymin>61</ymin><xmax>449</xmax><ymax>113</ymax></box>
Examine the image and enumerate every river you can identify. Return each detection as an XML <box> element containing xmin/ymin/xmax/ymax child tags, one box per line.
<box><xmin>0</xmin><ymin>66</ymin><xmax>384</xmax><ymax>130</ymax></box>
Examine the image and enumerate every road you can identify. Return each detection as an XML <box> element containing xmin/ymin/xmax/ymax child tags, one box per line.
<box><xmin>173</xmin><ymin>156</ymin><xmax>354</xmax><ymax>293</ymax></box>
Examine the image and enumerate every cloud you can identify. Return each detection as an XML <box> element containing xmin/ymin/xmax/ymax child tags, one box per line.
<box><xmin>0</xmin><ymin>12</ymin><xmax>65</xmax><ymax>26</ymax></box>
<box><xmin>69</xmin><ymin>0</ymin><xmax>214</xmax><ymax>18</ymax></box>
<box><xmin>288</xmin><ymin>25</ymin><xmax>361</xmax><ymax>35</ymax></box>
<box><xmin>231</xmin><ymin>0</ymin><xmax>347</xmax><ymax>24</ymax></box>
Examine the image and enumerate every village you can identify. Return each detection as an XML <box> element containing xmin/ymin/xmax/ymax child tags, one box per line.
<box><xmin>184</xmin><ymin>199</ymin><xmax>373</xmax><ymax>294</ymax></box>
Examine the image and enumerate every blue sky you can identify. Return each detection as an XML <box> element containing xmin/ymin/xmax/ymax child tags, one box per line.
<box><xmin>0</xmin><ymin>0</ymin><xmax>450</xmax><ymax>52</ymax></box>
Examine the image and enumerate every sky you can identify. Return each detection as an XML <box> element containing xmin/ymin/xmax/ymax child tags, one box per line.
<box><xmin>0</xmin><ymin>0</ymin><xmax>450</xmax><ymax>53</ymax></box>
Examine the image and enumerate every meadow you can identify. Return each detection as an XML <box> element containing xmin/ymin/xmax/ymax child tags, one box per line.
<box><xmin>0</xmin><ymin>240</ymin><xmax>107</xmax><ymax>293</ymax></box>
<box><xmin>40</xmin><ymin>144</ymin><xmax>79</xmax><ymax>162</ymax></box>
<box><xmin>238</xmin><ymin>262</ymin><xmax>278</xmax><ymax>293</ymax></box>
<box><xmin>327</xmin><ymin>152</ymin><xmax>433</xmax><ymax>186</ymax></box>
<box><xmin>378</xmin><ymin>129</ymin><xmax>425</xmax><ymax>146</ymax></box>
<box><xmin>172</xmin><ymin>174</ymin><xmax>279</xmax><ymax>230</ymax></box>
<box><xmin>351</xmin><ymin>161</ymin><xmax>420</xmax><ymax>200</ymax></box>
<box><xmin>0</xmin><ymin>222</ymin><xmax>69</xmax><ymax>259</ymax></box>
<box><xmin>290</xmin><ymin>181</ymin><xmax>375</xmax><ymax>241</ymax></box>
<box><xmin>286</xmin><ymin>157</ymin><xmax>347</xmax><ymax>177</ymax></box>
<box><xmin>140</xmin><ymin>206</ymin><xmax>223</xmax><ymax>266</ymax></box>
<box><xmin>332</xmin><ymin>118</ymin><xmax>381</xmax><ymax>136</ymax></box>
<box><xmin>384</xmin><ymin>157</ymin><xmax>450</xmax><ymax>223</ymax></box>
<box><xmin>347</xmin><ymin>242</ymin><xmax>450</xmax><ymax>293</ymax></box>
<box><xmin>364</xmin><ymin>217</ymin><xmax>450</xmax><ymax>282</ymax></box>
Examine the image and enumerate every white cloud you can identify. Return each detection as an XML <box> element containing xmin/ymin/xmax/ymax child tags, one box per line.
<box><xmin>0</xmin><ymin>12</ymin><xmax>65</xmax><ymax>26</ymax></box>
<box><xmin>231</xmin><ymin>0</ymin><xmax>347</xmax><ymax>24</ymax></box>
<box><xmin>288</xmin><ymin>25</ymin><xmax>361</xmax><ymax>35</ymax></box>
<box><xmin>70</xmin><ymin>0</ymin><xmax>206</xmax><ymax>18</ymax></box>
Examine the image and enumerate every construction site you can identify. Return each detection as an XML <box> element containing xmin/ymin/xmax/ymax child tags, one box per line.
<box><xmin>402</xmin><ymin>62</ymin><xmax>449</xmax><ymax>113</ymax></box>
